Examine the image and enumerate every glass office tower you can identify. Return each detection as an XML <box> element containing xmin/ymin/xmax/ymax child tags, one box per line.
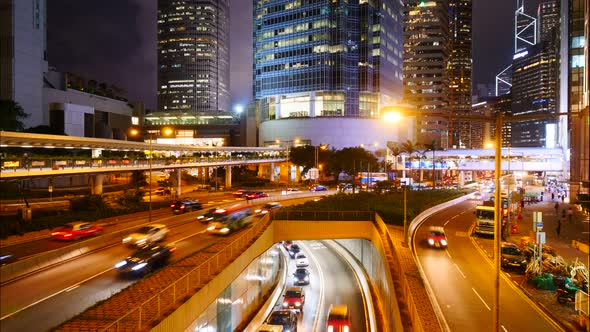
<box><xmin>253</xmin><ymin>0</ymin><xmax>403</xmax><ymax>122</ymax></box>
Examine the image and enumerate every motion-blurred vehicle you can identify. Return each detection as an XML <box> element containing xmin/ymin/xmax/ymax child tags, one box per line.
<box><xmin>197</xmin><ymin>208</ymin><xmax>217</xmax><ymax>223</ymax></box>
<box><xmin>326</xmin><ymin>304</ymin><xmax>352</xmax><ymax>332</ymax></box>
<box><xmin>256</xmin><ymin>324</ymin><xmax>284</xmax><ymax>332</ymax></box>
<box><xmin>51</xmin><ymin>222</ymin><xmax>103</xmax><ymax>240</ymax></box>
<box><xmin>500</xmin><ymin>242</ymin><xmax>527</xmax><ymax>272</ymax></box>
<box><xmin>206</xmin><ymin>204</ymin><xmax>253</xmax><ymax>235</ymax></box>
<box><xmin>115</xmin><ymin>244</ymin><xmax>175</xmax><ymax>276</ymax></box>
<box><xmin>282</xmin><ymin>187</ymin><xmax>300</xmax><ymax>195</ymax></box>
<box><xmin>282</xmin><ymin>241</ymin><xmax>293</xmax><ymax>250</ymax></box>
<box><xmin>123</xmin><ymin>224</ymin><xmax>169</xmax><ymax>246</ymax></box>
<box><xmin>153</xmin><ymin>187</ymin><xmax>171</xmax><ymax>195</ymax></box>
<box><xmin>282</xmin><ymin>287</ymin><xmax>305</xmax><ymax>312</ymax></box>
<box><xmin>232</xmin><ymin>189</ymin><xmax>253</xmax><ymax>197</ymax></box>
<box><xmin>425</xmin><ymin>226</ymin><xmax>448</xmax><ymax>249</ymax></box>
<box><xmin>255</xmin><ymin>202</ymin><xmax>283</xmax><ymax>215</ymax></box>
<box><xmin>339</xmin><ymin>183</ymin><xmax>354</xmax><ymax>192</ymax></box>
<box><xmin>293</xmin><ymin>268</ymin><xmax>310</xmax><ymax>285</ymax></box>
<box><xmin>246</xmin><ymin>191</ymin><xmax>269</xmax><ymax>199</ymax></box>
<box><xmin>309</xmin><ymin>184</ymin><xmax>327</xmax><ymax>191</ymax></box>
<box><xmin>170</xmin><ymin>198</ymin><xmax>202</xmax><ymax>213</ymax></box>
<box><xmin>266</xmin><ymin>310</ymin><xmax>298</xmax><ymax>332</ymax></box>
<box><xmin>288</xmin><ymin>244</ymin><xmax>301</xmax><ymax>258</ymax></box>
<box><xmin>472</xmin><ymin>192</ymin><xmax>483</xmax><ymax>200</ymax></box>
<box><xmin>295</xmin><ymin>253</ymin><xmax>309</xmax><ymax>267</ymax></box>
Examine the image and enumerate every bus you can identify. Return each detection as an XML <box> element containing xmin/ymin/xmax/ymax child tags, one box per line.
<box><xmin>206</xmin><ymin>204</ymin><xmax>253</xmax><ymax>235</ymax></box>
<box><xmin>357</xmin><ymin>172</ymin><xmax>389</xmax><ymax>189</ymax></box>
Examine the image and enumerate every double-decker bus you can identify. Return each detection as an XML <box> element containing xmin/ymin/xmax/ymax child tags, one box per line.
<box><xmin>206</xmin><ymin>204</ymin><xmax>253</xmax><ymax>235</ymax></box>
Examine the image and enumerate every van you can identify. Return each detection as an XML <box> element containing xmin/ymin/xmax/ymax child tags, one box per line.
<box><xmin>327</xmin><ymin>304</ymin><xmax>351</xmax><ymax>331</ymax></box>
<box><xmin>256</xmin><ymin>323</ymin><xmax>283</xmax><ymax>332</ymax></box>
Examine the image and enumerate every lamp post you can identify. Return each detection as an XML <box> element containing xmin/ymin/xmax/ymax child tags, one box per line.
<box><xmin>315</xmin><ymin>144</ymin><xmax>328</xmax><ymax>183</ymax></box>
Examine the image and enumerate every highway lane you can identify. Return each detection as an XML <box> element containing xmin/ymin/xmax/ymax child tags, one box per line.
<box><xmin>0</xmin><ymin>196</ymin><xmax>315</xmax><ymax>331</ymax></box>
<box><xmin>414</xmin><ymin>199</ymin><xmax>560</xmax><ymax>331</ymax></box>
<box><xmin>263</xmin><ymin>240</ymin><xmax>366</xmax><ymax>331</ymax></box>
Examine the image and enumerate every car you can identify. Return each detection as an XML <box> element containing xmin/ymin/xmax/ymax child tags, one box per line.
<box><xmin>153</xmin><ymin>187</ymin><xmax>171</xmax><ymax>196</ymax></box>
<box><xmin>170</xmin><ymin>198</ymin><xmax>202</xmax><ymax>213</ymax></box>
<box><xmin>246</xmin><ymin>191</ymin><xmax>269</xmax><ymax>199</ymax></box>
<box><xmin>122</xmin><ymin>224</ymin><xmax>169</xmax><ymax>247</ymax></box>
<box><xmin>281</xmin><ymin>187</ymin><xmax>300</xmax><ymax>195</ymax></box>
<box><xmin>232</xmin><ymin>189</ymin><xmax>253</xmax><ymax>197</ymax></box>
<box><xmin>255</xmin><ymin>202</ymin><xmax>283</xmax><ymax>215</ymax></box>
<box><xmin>501</xmin><ymin>242</ymin><xmax>527</xmax><ymax>272</ymax></box>
<box><xmin>282</xmin><ymin>240</ymin><xmax>293</xmax><ymax>250</ymax></box>
<box><xmin>282</xmin><ymin>286</ymin><xmax>305</xmax><ymax>312</ymax></box>
<box><xmin>197</xmin><ymin>208</ymin><xmax>217</xmax><ymax>223</ymax></box>
<box><xmin>256</xmin><ymin>324</ymin><xmax>284</xmax><ymax>332</ymax></box>
<box><xmin>339</xmin><ymin>183</ymin><xmax>354</xmax><ymax>192</ymax></box>
<box><xmin>115</xmin><ymin>244</ymin><xmax>175</xmax><ymax>276</ymax></box>
<box><xmin>295</xmin><ymin>253</ymin><xmax>309</xmax><ymax>267</ymax></box>
<box><xmin>288</xmin><ymin>244</ymin><xmax>301</xmax><ymax>258</ymax></box>
<box><xmin>309</xmin><ymin>184</ymin><xmax>327</xmax><ymax>191</ymax></box>
<box><xmin>293</xmin><ymin>268</ymin><xmax>310</xmax><ymax>285</ymax></box>
<box><xmin>426</xmin><ymin>226</ymin><xmax>448</xmax><ymax>249</ymax></box>
<box><xmin>51</xmin><ymin>222</ymin><xmax>103</xmax><ymax>240</ymax></box>
<box><xmin>266</xmin><ymin>310</ymin><xmax>298</xmax><ymax>332</ymax></box>
<box><xmin>326</xmin><ymin>304</ymin><xmax>352</xmax><ymax>332</ymax></box>
<box><xmin>472</xmin><ymin>192</ymin><xmax>483</xmax><ymax>200</ymax></box>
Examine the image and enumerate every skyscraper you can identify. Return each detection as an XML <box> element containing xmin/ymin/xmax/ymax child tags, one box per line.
<box><xmin>157</xmin><ymin>0</ymin><xmax>230</xmax><ymax>114</ymax></box>
<box><xmin>0</xmin><ymin>0</ymin><xmax>48</xmax><ymax>129</ymax></box>
<box><xmin>253</xmin><ymin>0</ymin><xmax>407</xmax><ymax>150</ymax></box>
<box><xmin>447</xmin><ymin>0</ymin><xmax>472</xmax><ymax>148</ymax></box>
<box><xmin>403</xmin><ymin>0</ymin><xmax>450</xmax><ymax>147</ymax></box>
<box><xmin>538</xmin><ymin>0</ymin><xmax>559</xmax><ymax>45</ymax></box>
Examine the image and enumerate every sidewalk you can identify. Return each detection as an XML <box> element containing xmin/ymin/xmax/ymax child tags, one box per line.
<box><xmin>507</xmin><ymin>185</ymin><xmax>590</xmax><ymax>264</ymax></box>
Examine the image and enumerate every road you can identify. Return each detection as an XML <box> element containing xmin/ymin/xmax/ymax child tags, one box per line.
<box><xmin>414</xmin><ymin>198</ymin><xmax>561</xmax><ymax>332</ymax></box>
<box><xmin>263</xmin><ymin>240</ymin><xmax>367</xmax><ymax>331</ymax></box>
<box><xmin>0</xmin><ymin>193</ymin><xmax>319</xmax><ymax>332</ymax></box>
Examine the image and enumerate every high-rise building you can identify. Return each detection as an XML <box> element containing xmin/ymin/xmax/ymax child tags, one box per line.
<box><xmin>403</xmin><ymin>0</ymin><xmax>450</xmax><ymax>148</ymax></box>
<box><xmin>538</xmin><ymin>0</ymin><xmax>559</xmax><ymax>45</ymax></box>
<box><xmin>447</xmin><ymin>0</ymin><xmax>472</xmax><ymax>148</ymax></box>
<box><xmin>157</xmin><ymin>0</ymin><xmax>230</xmax><ymax>114</ymax></box>
<box><xmin>254</xmin><ymin>0</ymin><xmax>408</xmax><ymax>150</ymax></box>
<box><xmin>0</xmin><ymin>0</ymin><xmax>48</xmax><ymax>129</ymax></box>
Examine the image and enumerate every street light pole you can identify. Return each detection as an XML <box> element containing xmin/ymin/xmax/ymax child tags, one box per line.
<box><xmin>148</xmin><ymin>133</ymin><xmax>153</xmax><ymax>223</ymax></box>
<box><xmin>493</xmin><ymin>113</ymin><xmax>502</xmax><ymax>332</ymax></box>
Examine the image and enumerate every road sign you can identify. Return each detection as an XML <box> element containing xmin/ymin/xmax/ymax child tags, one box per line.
<box><xmin>537</xmin><ymin>231</ymin><xmax>546</xmax><ymax>244</ymax></box>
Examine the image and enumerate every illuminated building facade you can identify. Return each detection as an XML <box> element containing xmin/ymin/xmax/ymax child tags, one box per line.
<box><xmin>403</xmin><ymin>0</ymin><xmax>450</xmax><ymax>148</ymax></box>
<box><xmin>253</xmin><ymin>0</ymin><xmax>403</xmax><ymax>122</ymax></box>
<box><xmin>157</xmin><ymin>0</ymin><xmax>230</xmax><ymax>115</ymax></box>
<box><xmin>447</xmin><ymin>0</ymin><xmax>472</xmax><ymax>148</ymax></box>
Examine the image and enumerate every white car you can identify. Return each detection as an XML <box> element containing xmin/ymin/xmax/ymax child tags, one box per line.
<box><xmin>122</xmin><ymin>224</ymin><xmax>169</xmax><ymax>247</ymax></box>
<box><xmin>295</xmin><ymin>253</ymin><xmax>309</xmax><ymax>267</ymax></box>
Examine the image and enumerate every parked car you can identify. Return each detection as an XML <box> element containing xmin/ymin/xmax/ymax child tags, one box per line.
<box><xmin>246</xmin><ymin>191</ymin><xmax>269</xmax><ymax>199</ymax></box>
<box><xmin>501</xmin><ymin>242</ymin><xmax>527</xmax><ymax>272</ymax></box>
<box><xmin>170</xmin><ymin>198</ymin><xmax>202</xmax><ymax>213</ymax></box>
<box><xmin>288</xmin><ymin>244</ymin><xmax>301</xmax><ymax>258</ymax></box>
<box><xmin>51</xmin><ymin>222</ymin><xmax>103</xmax><ymax>240</ymax></box>
<box><xmin>293</xmin><ymin>268</ymin><xmax>310</xmax><ymax>286</ymax></box>
<box><xmin>295</xmin><ymin>253</ymin><xmax>309</xmax><ymax>267</ymax></box>
<box><xmin>425</xmin><ymin>226</ymin><xmax>448</xmax><ymax>249</ymax></box>
<box><xmin>197</xmin><ymin>208</ymin><xmax>217</xmax><ymax>223</ymax></box>
<box><xmin>255</xmin><ymin>202</ymin><xmax>283</xmax><ymax>215</ymax></box>
<box><xmin>122</xmin><ymin>224</ymin><xmax>169</xmax><ymax>247</ymax></box>
<box><xmin>282</xmin><ymin>287</ymin><xmax>305</xmax><ymax>312</ymax></box>
<box><xmin>309</xmin><ymin>184</ymin><xmax>327</xmax><ymax>192</ymax></box>
<box><xmin>115</xmin><ymin>244</ymin><xmax>175</xmax><ymax>276</ymax></box>
<box><xmin>266</xmin><ymin>310</ymin><xmax>298</xmax><ymax>332</ymax></box>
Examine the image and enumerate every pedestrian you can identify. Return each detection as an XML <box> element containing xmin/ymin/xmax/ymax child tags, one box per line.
<box><xmin>554</xmin><ymin>202</ymin><xmax>559</xmax><ymax>213</ymax></box>
<box><xmin>568</xmin><ymin>207</ymin><xmax>573</xmax><ymax>222</ymax></box>
<box><xmin>556</xmin><ymin>219</ymin><xmax>561</xmax><ymax>237</ymax></box>
<box><xmin>551</xmin><ymin>192</ymin><xmax>555</xmax><ymax>201</ymax></box>
<box><xmin>540</xmin><ymin>192</ymin><xmax>544</xmax><ymax>201</ymax></box>
<box><xmin>561</xmin><ymin>194</ymin><xmax>565</xmax><ymax>203</ymax></box>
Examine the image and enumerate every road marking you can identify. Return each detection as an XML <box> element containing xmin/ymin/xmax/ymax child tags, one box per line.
<box><xmin>302</xmin><ymin>241</ymin><xmax>325</xmax><ymax>332</ymax></box>
<box><xmin>501</xmin><ymin>325</ymin><xmax>508</xmax><ymax>332</ymax></box>
<box><xmin>0</xmin><ymin>267</ymin><xmax>113</xmax><ymax>321</ymax></box>
<box><xmin>454</xmin><ymin>263</ymin><xmax>466</xmax><ymax>278</ymax></box>
<box><xmin>64</xmin><ymin>285</ymin><xmax>79</xmax><ymax>292</ymax></box>
<box><xmin>446</xmin><ymin>250</ymin><xmax>452</xmax><ymax>259</ymax></box>
<box><xmin>472</xmin><ymin>287</ymin><xmax>491</xmax><ymax>310</ymax></box>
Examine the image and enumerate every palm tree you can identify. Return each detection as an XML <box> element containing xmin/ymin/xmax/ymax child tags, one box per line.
<box><xmin>416</xmin><ymin>147</ymin><xmax>428</xmax><ymax>188</ymax></box>
<box><xmin>387</xmin><ymin>142</ymin><xmax>403</xmax><ymax>178</ymax></box>
<box><xmin>423</xmin><ymin>140</ymin><xmax>437</xmax><ymax>187</ymax></box>
<box><xmin>401</xmin><ymin>140</ymin><xmax>418</xmax><ymax>182</ymax></box>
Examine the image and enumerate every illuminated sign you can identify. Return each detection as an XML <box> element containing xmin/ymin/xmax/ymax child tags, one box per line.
<box><xmin>513</xmin><ymin>51</ymin><xmax>528</xmax><ymax>60</ymax></box>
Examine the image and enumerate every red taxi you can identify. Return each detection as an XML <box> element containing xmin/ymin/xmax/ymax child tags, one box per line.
<box><xmin>51</xmin><ymin>222</ymin><xmax>103</xmax><ymax>240</ymax></box>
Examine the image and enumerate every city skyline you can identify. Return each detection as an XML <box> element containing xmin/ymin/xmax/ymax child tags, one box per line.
<box><xmin>46</xmin><ymin>0</ymin><xmax>545</xmax><ymax>111</ymax></box>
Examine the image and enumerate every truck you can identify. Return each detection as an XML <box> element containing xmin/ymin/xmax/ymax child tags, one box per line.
<box><xmin>474</xmin><ymin>205</ymin><xmax>495</xmax><ymax>235</ymax></box>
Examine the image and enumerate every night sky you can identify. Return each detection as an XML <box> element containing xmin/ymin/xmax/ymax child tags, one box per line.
<box><xmin>47</xmin><ymin>0</ymin><xmax>544</xmax><ymax>110</ymax></box>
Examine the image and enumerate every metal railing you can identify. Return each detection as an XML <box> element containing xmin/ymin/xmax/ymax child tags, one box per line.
<box><xmin>271</xmin><ymin>210</ymin><xmax>374</xmax><ymax>221</ymax></box>
<box><xmin>100</xmin><ymin>216</ymin><xmax>272</xmax><ymax>332</ymax></box>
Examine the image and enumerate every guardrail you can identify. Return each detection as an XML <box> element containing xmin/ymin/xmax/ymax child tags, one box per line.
<box><xmin>101</xmin><ymin>215</ymin><xmax>272</xmax><ymax>332</ymax></box>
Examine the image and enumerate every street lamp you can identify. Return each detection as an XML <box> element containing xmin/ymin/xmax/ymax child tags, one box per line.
<box><xmin>315</xmin><ymin>144</ymin><xmax>328</xmax><ymax>183</ymax></box>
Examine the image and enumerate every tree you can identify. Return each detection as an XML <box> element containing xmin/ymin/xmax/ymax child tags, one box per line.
<box><xmin>423</xmin><ymin>140</ymin><xmax>437</xmax><ymax>187</ymax></box>
<box><xmin>0</xmin><ymin>100</ymin><xmax>29</xmax><ymax>131</ymax></box>
<box><xmin>387</xmin><ymin>142</ymin><xmax>403</xmax><ymax>177</ymax></box>
<box><xmin>401</xmin><ymin>140</ymin><xmax>418</xmax><ymax>181</ymax></box>
<box><xmin>289</xmin><ymin>145</ymin><xmax>315</xmax><ymax>175</ymax></box>
<box><xmin>329</xmin><ymin>147</ymin><xmax>377</xmax><ymax>183</ymax></box>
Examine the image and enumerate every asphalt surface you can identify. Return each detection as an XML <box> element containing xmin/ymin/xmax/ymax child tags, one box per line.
<box><xmin>414</xmin><ymin>198</ymin><xmax>561</xmax><ymax>332</ymax></box>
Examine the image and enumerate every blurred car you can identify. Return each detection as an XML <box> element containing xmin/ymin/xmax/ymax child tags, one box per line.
<box><xmin>266</xmin><ymin>310</ymin><xmax>298</xmax><ymax>332</ymax></box>
<box><xmin>153</xmin><ymin>187</ymin><xmax>171</xmax><ymax>196</ymax></box>
<box><xmin>246</xmin><ymin>191</ymin><xmax>269</xmax><ymax>199</ymax></box>
<box><xmin>197</xmin><ymin>208</ymin><xmax>217</xmax><ymax>223</ymax></box>
<box><xmin>501</xmin><ymin>242</ymin><xmax>527</xmax><ymax>272</ymax></box>
<box><xmin>309</xmin><ymin>184</ymin><xmax>328</xmax><ymax>192</ymax></box>
<box><xmin>339</xmin><ymin>183</ymin><xmax>354</xmax><ymax>192</ymax></box>
<box><xmin>0</xmin><ymin>253</ymin><xmax>15</xmax><ymax>266</ymax></box>
<box><xmin>313</xmin><ymin>195</ymin><xmax>327</xmax><ymax>202</ymax></box>
<box><xmin>326</xmin><ymin>304</ymin><xmax>352</xmax><ymax>332</ymax></box>
<box><xmin>288</xmin><ymin>244</ymin><xmax>301</xmax><ymax>258</ymax></box>
<box><xmin>472</xmin><ymin>192</ymin><xmax>483</xmax><ymax>200</ymax></box>
<box><xmin>232</xmin><ymin>189</ymin><xmax>253</xmax><ymax>197</ymax></box>
<box><xmin>256</xmin><ymin>324</ymin><xmax>284</xmax><ymax>332</ymax></box>
<box><xmin>115</xmin><ymin>244</ymin><xmax>175</xmax><ymax>276</ymax></box>
<box><xmin>282</xmin><ymin>240</ymin><xmax>293</xmax><ymax>250</ymax></box>
<box><xmin>282</xmin><ymin>187</ymin><xmax>300</xmax><ymax>195</ymax></box>
<box><xmin>295</xmin><ymin>253</ymin><xmax>309</xmax><ymax>267</ymax></box>
<box><xmin>51</xmin><ymin>222</ymin><xmax>103</xmax><ymax>240</ymax></box>
<box><xmin>282</xmin><ymin>286</ymin><xmax>305</xmax><ymax>312</ymax></box>
<box><xmin>122</xmin><ymin>224</ymin><xmax>169</xmax><ymax>247</ymax></box>
<box><xmin>255</xmin><ymin>202</ymin><xmax>283</xmax><ymax>215</ymax></box>
<box><xmin>426</xmin><ymin>226</ymin><xmax>448</xmax><ymax>249</ymax></box>
<box><xmin>170</xmin><ymin>198</ymin><xmax>202</xmax><ymax>214</ymax></box>
<box><xmin>293</xmin><ymin>268</ymin><xmax>310</xmax><ymax>285</ymax></box>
